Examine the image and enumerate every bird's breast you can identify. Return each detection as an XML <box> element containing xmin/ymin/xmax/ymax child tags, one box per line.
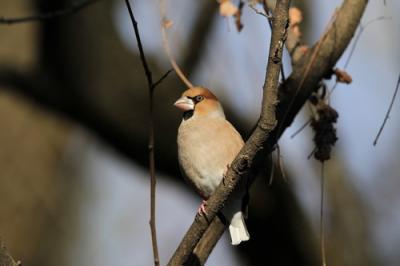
<box><xmin>177</xmin><ymin>117</ymin><xmax>244</xmax><ymax>198</ymax></box>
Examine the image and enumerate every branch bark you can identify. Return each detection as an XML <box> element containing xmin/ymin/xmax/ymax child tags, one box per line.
<box><xmin>168</xmin><ymin>0</ymin><xmax>291</xmax><ymax>264</ymax></box>
<box><xmin>169</xmin><ymin>0</ymin><xmax>368</xmax><ymax>264</ymax></box>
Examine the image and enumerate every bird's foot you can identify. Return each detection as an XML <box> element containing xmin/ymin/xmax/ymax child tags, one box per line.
<box><xmin>197</xmin><ymin>200</ymin><xmax>208</xmax><ymax>215</ymax></box>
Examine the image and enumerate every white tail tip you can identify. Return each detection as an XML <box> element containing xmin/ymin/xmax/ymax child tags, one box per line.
<box><xmin>228</xmin><ymin>211</ymin><xmax>250</xmax><ymax>245</ymax></box>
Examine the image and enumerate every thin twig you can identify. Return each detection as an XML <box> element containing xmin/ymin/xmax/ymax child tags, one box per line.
<box><xmin>290</xmin><ymin>118</ymin><xmax>312</xmax><ymax>138</ymax></box>
<box><xmin>125</xmin><ymin>0</ymin><xmax>152</xmax><ymax>88</ymax></box>
<box><xmin>152</xmin><ymin>69</ymin><xmax>173</xmax><ymax>90</ymax></box>
<box><xmin>373</xmin><ymin>73</ymin><xmax>400</xmax><ymax>145</ymax></box>
<box><xmin>0</xmin><ymin>0</ymin><xmax>100</xmax><ymax>24</ymax></box>
<box><xmin>159</xmin><ymin>0</ymin><xmax>193</xmax><ymax>88</ymax></box>
<box><xmin>320</xmin><ymin>162</ymin><xmax>327</xmax><ymax>266</ymax></box>
<box><xmin>249</xmin><ymin>4</ymin><xmax>270</xmax><ymax>19</ymax></box>
<box><xmin>125</xmin><ymin>1</ymin><xmax>167</xmax><ymax>265</ymax></box>
<box><xmin>307</xmin><ymin>146</ymin><xmax>317</xmax><ymax>160</ymax></box>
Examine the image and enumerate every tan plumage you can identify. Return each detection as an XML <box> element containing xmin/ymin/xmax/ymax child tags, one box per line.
<box><xmin>175</xmin><ymin>86</ymin><xmax>250</xmax><ymax>245</ymax></box>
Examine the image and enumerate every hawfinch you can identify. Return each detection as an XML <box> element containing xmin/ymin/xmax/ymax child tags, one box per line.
<box><xmin>174</xmin><ymin>86</ymin><xmax>250</xmax><ymax>245</ymax></box>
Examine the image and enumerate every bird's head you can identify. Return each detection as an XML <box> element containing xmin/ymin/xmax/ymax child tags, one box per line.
<box><xmin>174</xmin><ymin>87</ymin><xmax>225</xmax><ymax>120</ymax></box>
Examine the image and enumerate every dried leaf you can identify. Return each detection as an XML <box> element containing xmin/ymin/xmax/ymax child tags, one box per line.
<box><xmin>219</xmin><ymin>0</ymin><xmax>238</xmax><ymax>17</ymax></box>
<box><xmin>162</xmin><ymin>19</ymin><xmax>173</xmax><ymax>29</ymax></box>
<box><xmin>334</xmin><ymin>68</ymin><xmax>352</xmax><ymax>84</ymax></box>
<box><xmin>289</xmin><ymin>7</ymin><xmax>302</xmax><ymax>26</ymax></box>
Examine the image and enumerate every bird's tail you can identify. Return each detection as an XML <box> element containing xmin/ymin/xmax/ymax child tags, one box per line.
<box><xmin>228</xmin><ymin>211</ymin><xmax>250</xmax><ymax>245</ymax></box>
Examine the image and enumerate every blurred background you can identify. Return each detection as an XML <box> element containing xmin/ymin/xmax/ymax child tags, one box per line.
<box><xmin>0</xmin><ymin>0</ymin><xmax>399</xmax><ymax>265</ymax></box>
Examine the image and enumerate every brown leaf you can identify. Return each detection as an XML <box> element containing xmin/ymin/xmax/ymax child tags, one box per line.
<box><xmin>334</xmin><ymin>68</ymin><xmax>352</xmax><ymax>84</ymax></box>
<box><xmin>162</xmin><ymin>19</ymin><xmax>173</xmax><ymax>29</ymax></box>
<box><xmin>289</xmin><ymin>7</ymin><xmax>302</xmax><ymax>26</ymax></box>
<box><xmin>219</xmin><ymin>0</ymin><xmax>238</xmax><ymax>17</ymax></box>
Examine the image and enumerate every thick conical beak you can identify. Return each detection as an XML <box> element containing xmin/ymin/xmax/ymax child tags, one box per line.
<box><xmin>174</xmin><ymin>96</ymin><xmax>194</xmax><ymax>111</ymax></box>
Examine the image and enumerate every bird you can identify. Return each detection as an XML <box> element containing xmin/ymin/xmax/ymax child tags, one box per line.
<box><xmin>174</xmin><ymin>86</ymin><xmax>250</xmax><ymax>245</ymax></box>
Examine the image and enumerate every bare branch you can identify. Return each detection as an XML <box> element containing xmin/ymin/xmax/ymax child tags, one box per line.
<box><xmin>290</xmin><ymin>118</ymin><xmax>311</xmax><ymax>138</ymax></box>
<box><xmin>125</xmin><ymin>0</ymin><xmax>153</xmax><ymax>88</ymax></box>
<box><xmin>0</xmin><ymin>0</ymin><xmax>100</xmax><ymax>25</ymax></box>
<box><xmin>373</xmin><ymin>73</ymin><xmax>400</xmax><ymax>145</ymax></box>
<box><xmin>152</xmin><ymin>69</ymin><xmax>173</xmax><ymax>90</ymax></box>
<box><xmin>124</xmin><ymin>1</ymin><xmax>173</xmax><ymax>265</ymax></box>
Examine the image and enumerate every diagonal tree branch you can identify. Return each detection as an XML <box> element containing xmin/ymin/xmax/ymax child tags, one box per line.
<box><xmin>169</xmin><ymin>0</ymin><xmax>369</xmax><ymax>264</ymax></box>
<box><xmin>168</xmin><ymin>0</ymin><xmax>291</xmax><ymax>264</ymax></box>
<box><xmin>373</xmin><ymin>72</ymin><xmax>400</xmax><ymax>145</ymax></box>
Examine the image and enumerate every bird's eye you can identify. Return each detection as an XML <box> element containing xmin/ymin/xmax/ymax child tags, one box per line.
<box><xmin>194</xmin><ymin>95</ymin><xmax>204</xmax><ymax>102</ymax></box>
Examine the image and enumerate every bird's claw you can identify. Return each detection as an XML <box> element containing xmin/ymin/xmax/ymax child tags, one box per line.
<box><xmin>197</xmin><ymin>200</ymin><xmax>208</xmax><ymax>215</ymax></box>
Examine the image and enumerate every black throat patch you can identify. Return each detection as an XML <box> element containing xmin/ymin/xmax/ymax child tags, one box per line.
<box><xmin>183</xmin><ymin>110</ymin><xmax>194</xmax><ymax>121</ymax></box>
